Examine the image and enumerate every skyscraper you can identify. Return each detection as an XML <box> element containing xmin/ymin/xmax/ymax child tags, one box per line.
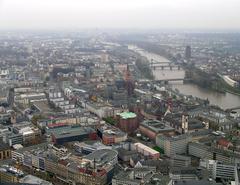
<box><xmin>185</xmin><ymin>45</ymin><xmax>191</xmax><ymax>60</ymax></box>
<box><xmin>124</xmin><ymin>65</ymin><xmax>134</xmax><ymax>96</ymax></box>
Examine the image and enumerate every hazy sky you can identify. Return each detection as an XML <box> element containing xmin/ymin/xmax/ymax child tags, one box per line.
<box><xmin>0</xmin><ymin>0</ymin><xmax>239</xmax><ymax>30</ymax></box>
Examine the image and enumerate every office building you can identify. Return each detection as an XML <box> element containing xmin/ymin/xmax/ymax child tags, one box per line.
<box><xmin>169</xmin><ymin>154</ymin><xmax>191</xmax><ymax>168</ymax></box>
<box><xmin>185</xmin><ymin>45</ymin><xmax>191</xmax><ymax>60</ymax></box>
<box><xmin>201</xmin><ymin>160</ymin><xmax>237</xmax><ymax>181</ymax></box>
<box><xmin>97</xmin><ymin>125</ymin><xmax>127</xmax><ymax>145</ymax></box>
<box><xmin>156</xmin><ymin>134</ymin><xmax>192</xmax><ymax>157</ymax></box>
<box><xmin>188</xmin><ymin>142</ymin><xmax>240</xmax><ymax>164</ymax></box>
<box><xmin>47</xmin><ymin>125</ymin><xmax>97</xmax><ymax>145</ymax></box>
<box><xmin>139</xmin><ymin>119</ymin><xmax>174</xmax><ymax>140</ymax></box>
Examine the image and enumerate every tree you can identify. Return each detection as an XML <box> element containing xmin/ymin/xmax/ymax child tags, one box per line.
<box><xmin>31</xmin><ymin>114</ymin><xmax>45</xmax><ymax>125</ymax></box>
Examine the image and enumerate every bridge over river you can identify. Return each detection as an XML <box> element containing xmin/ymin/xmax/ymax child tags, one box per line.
<box><xmin>226</xmin><ymin>106</ymin><xmax>240</xmax><ymax>112</ymax></box>
<box><xmin>129</xmin><ymin>44</ymin><xmax>240</xmax><ymax>113</ymax></box>
<box><xmin>149</xmin><ymin>61</ymin><xmax>182</xmax><ymax>71</ymax></box>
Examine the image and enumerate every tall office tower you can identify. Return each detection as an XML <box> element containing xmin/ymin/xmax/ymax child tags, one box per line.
<box><xmin>185</xmin><ymin>45</ymin><xmax>191</xmax><ymax>60</ymax></box>
<box><xmin>181</xmin><ymin>113</ymin><xmax>189</xmax><ymax>134</ymax></box>
<box><xmin>124</xmin><ymin>65</ymin><xmax>134</xmax><ymax>96</ymax></box>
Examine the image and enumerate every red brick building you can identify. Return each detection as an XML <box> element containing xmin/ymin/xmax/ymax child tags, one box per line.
<box><xmin>117</xmin><ymin>112</ymin><xmax>138</xmax><ymax>134</ymax></box>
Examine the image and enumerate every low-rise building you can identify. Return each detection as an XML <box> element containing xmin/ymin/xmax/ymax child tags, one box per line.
<box><xmin>97</xmin><ymin>125</ymin><xmax>127</xmax><ymax>145</ymax></box>
<box><xmin>46</xmin><ymin>125</ymin><xmax>97</xmax><ymax>145</ymax></box>
<box><xmin>133</xmin><ymin>142</ymin><xmax>160</xmax><ymax>159</ymax></box>
<box><xmin>189</xmin><ymin>107</ymin><xmax>235</xmax><ymax>131</ymax></box>
<box><xmin>14</xmin><ymin>93</ymin><xmax>47</xmax><ymax>105</ymax></box>
<box><xmin>112</xmin><ymin>166</ymin><xmax>167</xmax><ymax>185</ymax></box>
<box><xmin>19</xmin><ymin>175</ymin><xmax>52</xmax><ymax>185</ymax></box>
<box><xmin>139</xmin><ymin>119</ymin><xmax>175</xmax><ymax>140</ymax></box>
<box><xmin>201</xmin><ymin>160</ymin><xmax>238</xmax><ymax>181</ymax></box>
<box><xmin>12</xmin><ymin>123</ymin><xmax>41</xmax><ymax>145</ymax></box>
<box><xmin>2</xmin><ymin>132</ymin><xmax>23</xmax><ymax>147</ymax></box>
<box><xmin>0</xmin><ymin>165</ymin><xmax>24</xmax><ymax>183</ymax></box>
<box><xmin>188</xmin><ymin>142</ymin><xmax>240</xmax><ymax>164</ymax></box>
<box><xmin>0</xmin><ymin>112</ymin><xmax>11</xmax><ymax>125</ymax></box>
<box><xmin>37</xmin><ymin>115</ymin><xmax>78</xmax><ymax>128</ymax></box>
<box><xmin>222</xmin><ymin>75</ymin><xmax>239</xmax><ymax>87</ymax></box>
<box><xmin>12</xmin><ymin>142</ymin><xmax>115</xmax><ymax>185</ymax></box>
<box><xmin>117</xmin><ymin>148</ymin><xmax>139</xmax><ymax>162</ymax></box>
<box><xmin>0</xmin><ymin>86</ymin><xmax>9</xmax><ymax>105</ymax></box>
<box><xmin>74</xmin><ymin>141</ymin><xmax>111</xmax><ymax>155</ymax></box>
<box><xmin>84</xmin><ymin>101</ymin><xmax>114</xmax><ymax>118</ymax></box>
<box><xmin>0</xmin><ymin>143</ymin><xmax>11</xmax><ymax>160</ymax></box>
<box><xmin>169</xmin><ymin>154</ymin><xmax>191</xmax><ymax>168</ymax></box>
<box><xmin>117</xmin><ymin>112</ymin><xmax>138</xmax><ymax>134</ymax></box>
<box><xmin>169</xmin><ymin>167</ymin><xmax>199</xmax><ymax>181</ymax></box>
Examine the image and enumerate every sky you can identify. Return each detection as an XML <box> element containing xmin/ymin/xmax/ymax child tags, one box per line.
<box><xmin>0</xmin><ymin>0</ymin><xmax>239</xmax><ymax>31</ymax></box>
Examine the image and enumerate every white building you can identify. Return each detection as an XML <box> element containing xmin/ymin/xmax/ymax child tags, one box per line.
<box><xmin>222</xmin><ymin>75</ymin><xmax>239</xmax><ymax>87</ymax></box>
<box><xmin>156</xmin><ymin>134</ymin><xmax>192</xmax><ymax>157</ymax></box>
<box><xmin>201</xmin><ymin>159</ymin><xmax>236</xmax><ymax>181</ymax></box>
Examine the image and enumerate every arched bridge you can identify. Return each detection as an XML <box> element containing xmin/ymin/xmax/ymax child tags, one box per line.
<box><xmin>149</xmin><ymin>60</ymin><xmax>182</xmax><ymax>71</ymax></box>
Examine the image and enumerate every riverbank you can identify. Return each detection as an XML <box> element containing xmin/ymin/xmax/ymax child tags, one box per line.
<box><xmin>225</xmin><ymin>90</ymin><xmax>240</xmax><ymax>96</ymax></box>
<box><xmin>171</xmin><ymin>83</ymin><xmax>240</xmax><ymax>111</ymax></box>
<box><xmin>130</xmin><ymin>45</ymin><xmax>240</xmax><ymax>110</ymax></box>
<box><xmin>185</xmin><ymin>66</ymin><xmax>240</xmax><ymax>96</ymax></box>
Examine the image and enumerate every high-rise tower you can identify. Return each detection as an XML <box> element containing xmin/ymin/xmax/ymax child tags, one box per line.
<box><xmin>185</xmin><ymin>45</ymin><xmax>191</xmax><ymax>60</ymax></box>
<box><xmin>124</xmin><ymin>65</ymin><xmax>134</xmax><ymax>96</ymax></box>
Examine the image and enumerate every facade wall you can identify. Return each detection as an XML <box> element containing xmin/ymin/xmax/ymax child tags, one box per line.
<box><xmin>0</xmin><ymin>149</ymin><xmax>11</xmax><ymax>160</ymax></box>
<box><xmin>45</xmin><ymin>159</ymin><xmax>68</xmax><ymax>179</ymax></box>
<box><xmin>156</xmin><ymin>136</ymin><xmax>192</xmax><ymax>157</ymax></box>
<box><xmin>102</xmin><ymin>135</ymin><xmax>114</xmax><ymax>145</ymax></box>
<box><xmin>114</xmin><ymin>135</ymin><xmax>127</xmax><ymax>143</ymax></box>
<box><xmin>0</xmin><ymin>171</ymin><xmax>18</xmax><ymax>183</ymax></box>
<box><xmin>134</xmin><ymin>143</ymin><xmax>160</xmax><ymax>159</ymax></box>
<box><xmin>188</xmin><ymin>143</ymin><xmax>213</xmax><ymax>159</ymax></box>
<box><xmin>11</xmin><ymin>151</ymin><xmax>24</xmax><ymax>163</ymax></box>
<box><xmin>211</xmin><ymin>161</ymin><xmax>235</xmax><ymax>180</ymax></box>
<box><xmin>118</xmin><ymin>117</ymin><xmax>138</xmax><ymax>134</ymax></box>
<box><xmin>139</xmin><ymin>126</ymin><xmax>156</xmax><ymax>140</ymax></box>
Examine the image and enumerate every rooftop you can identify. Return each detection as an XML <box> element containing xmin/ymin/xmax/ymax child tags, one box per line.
<box><xmin>99</xmin><ymin>125</ymin><xmax>127</xmax><ymax>137</ymax></box>
<box><xmin>85</xmin><ymin>148</ymin><xmax>118</xmax><ymax>166</ymax></box>
<box><xmin>118</xmin><ymin>112</ymin><xmax>136</xmax><ymax>119</ymax></box>
<box><xmin>157</xmin><ymin>134</ymin><xmax>191</xmax><ymax>142</ymax></box>
<box><xmin>33</xmin><ymin>101</ymin><xmax>53</xmax><ymax>113</ymax></box>
<box><xmin>0</xmin><ymin>142</ymin><xmax>10</xmax><ymax>150</ymax></box>
<box><xmin>174</xmin><ymin>180</ymin><xmax>222</xmax><ymax>185</ymax></box>
<box><xmin>134</xmin><ymin>142</ymin><xmax>159</xmax><ymax>155</ymax></box>
<box><xmin>47</xmin><ymin>125</ymin><xmax>95</xmax><ymax>139</ymax></box>
<box><xmin>20</xmin><ymin>175</ymin><xmax>52</xmax><ymax>185</ymax></box>
<box><xmin>141</xmin><ymin>119</ymin><xmax>174</xmax><ymax>133</ymax></box>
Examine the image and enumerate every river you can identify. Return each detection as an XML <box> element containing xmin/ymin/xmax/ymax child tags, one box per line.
<box><xmin>129</xmin><ymin>45</ymin><xmax>240</xmax><ymax>111</ymax></box>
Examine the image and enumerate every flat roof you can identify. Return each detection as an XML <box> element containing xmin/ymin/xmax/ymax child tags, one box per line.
<box><xmin>85</xmin><ymin>148</ymin><xmax>118</xmax><ymax>165</ymax></box>
<box><xmin>0</xmin><ymin>142</ymin><xmax>10</xmax><ymax>150</ymax></box>
<box><xmin>14</xmin><ymin>142</ymin><xmax>49</xmax><ymax>154</ymax></box>
<box><xmin>20</xmin><ymin>175</ymin><xmax>52</xmax><ymax>185</ymax></box>
<box><xmin>99</xmin><ymin>125</ymin><xmax>127</xmax><ymax>137</ymax></box>
<box><xmin>33</xmin><ymin>101</ymin><xmax>53</xmax><ymax>113</ymax></box>
<box><xmin>134</xmin><ymin>142</ymin><xmax>159</xmax><ymax>155</ymax></box>
<box><xmin>157</xmin><ymin>134</ymin><xmax>191</xmax><ymax>141</ymax></box>
<box><xmin>174</xmin><ymin>180</ymin><xmax>222</xmax><ymax>185</ymax></box>
<box><xmin>119</xmin><ymin>112</ymin><xmax>136</xmax><ymax>119</ymax></box>
<box><xmin>141</xmin><ymin>119</ymin><xmax>174</xmax><ymax>133</ymax></box>
<box><xmin>47</xmin><ymin>125</ymin><xmax>95</xmax><ymax>139</ymax></box>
